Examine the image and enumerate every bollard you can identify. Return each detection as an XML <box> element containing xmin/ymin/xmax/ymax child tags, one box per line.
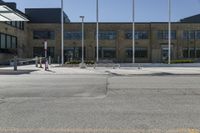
<box><xmin>14</xmin><ymin>56</ymin><xmax>17</xmax><ymax>71</ymax></box>
<box><xmin>48</xmin><ymin>56</ymin><xmax>51</xmax><ymax>65</ymax></box>
<box><xmin>45</xmin><ymin>58</ymin><xmax>49</xmax><ymax>71</ymax></box>
<box><xmin>35</xmin><ymin>56</ymin><xmax>38</xmax><ymax>67</ymax></box>
<box><xmin>57</xmin><ymin>56</ymin><xmax>60</xmax><ymax>65</ymax></box>
<box><xmin>39</xmin><ymin>57</ymin><xmax>43</xmax><ymax>68</ymax></box>
<box><xmin>138</xmin><ymin>64</ymin><xmax>142</xmax><ymax>70</ymax></box>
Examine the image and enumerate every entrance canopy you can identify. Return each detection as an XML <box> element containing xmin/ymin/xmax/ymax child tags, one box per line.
<box><xmin>0</xmin><ymin>4</ymin><xmax>28</xmax><ymax>21</ymax></box>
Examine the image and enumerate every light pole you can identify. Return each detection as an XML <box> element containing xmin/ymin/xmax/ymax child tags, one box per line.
<box><xmin>96</xmin><ymin>0</ymin><xmax>99</xmax><ymax>63</ymax></box>
<box><xmin>168</xmin><ymin>0</ymin><xmax>171</xmax><ymax>64</ymax></box>
<box><xmin>132</xmin><ymin>0</ymin><xmax>135</xmax><ymax>64</ymax></box>
<box><xmin>61</xmin><ymin>0</ymin><xmax>64</xmax><ymax>65</ymax></box>
<box><xmin>80</xmin><ymin>16</ymin><xmax>85</xmax><ymax>64</ymax></box>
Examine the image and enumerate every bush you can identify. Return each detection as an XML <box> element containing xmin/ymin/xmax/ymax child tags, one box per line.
<box><xmin>85</xmin><ymin>61</ymin><xmax>95</xmax><ymax>64</ymax></box>
<box><xmin>65</xmin><ymin>60</ymin><xmax>95</xmax><ymax>65</ymax></box>
<box><xmin>65</xmin><ymin>61</ymin><xmax>80</xmax><ymax>64</ymax></box>
<box><xmin>170</xmin><ymin>59</ymin><xmax>194</xmax><ymax>64</ymax></box>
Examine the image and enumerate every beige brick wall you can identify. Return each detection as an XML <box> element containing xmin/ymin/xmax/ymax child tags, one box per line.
<box><xmin>1</xmin><ymin>22</ymin><xmax>199</xmax><ymax>63</ymax></box>
<box><xmin>0</xmin><ymin>22</ymin><xmax>27</xmax><ymax>63</ymax></box>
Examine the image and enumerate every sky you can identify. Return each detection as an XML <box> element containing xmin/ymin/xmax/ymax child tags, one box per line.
<box><xmin>4</xmin><ymin>0</ymin><xmax>200</xmax><ymax>22</ymax></box>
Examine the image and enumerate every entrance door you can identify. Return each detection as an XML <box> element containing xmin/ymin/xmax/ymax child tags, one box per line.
<box><xmin>161</xmin><ymin>45</ymin><xmax>173</xmax><ymax>62</ymax></box>
<box><xmin>161</xmin><ymin>48</ymin><xmax>169</xmax><ymax>62</ymax></box>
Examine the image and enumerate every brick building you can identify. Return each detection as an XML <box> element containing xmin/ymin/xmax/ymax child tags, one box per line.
<box><xmin>1</xmin><ymin>0</ymin><xmax>200</xmax><ymax>64</ymax></box>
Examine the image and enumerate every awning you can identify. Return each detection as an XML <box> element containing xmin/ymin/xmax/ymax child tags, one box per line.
<box><xmin>0</xmin><ymin>4</ymin><xmax>29</xmax><ymax>21</ymax></box>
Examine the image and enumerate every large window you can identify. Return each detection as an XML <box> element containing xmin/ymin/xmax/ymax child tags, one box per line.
<box><xmin>183</xmin><ymin>48</ymin><xmax>200</xmax><ymax>58</ymax></box>
<box><xmin>183</xmin><ymin>31</ymin><xmax>195</xmax><ymax>40</ymax></box>
<box><xmin>64</xmin><ymin>31</ymin><xmax>82</xmax><ymax>40</ymax></box>
<box><xmin>97</xmin><ymin>31</ymin><xmax>117</xmax><ymax>40</ymax></box>
<box><xmin>125</xmin><ymin>31</ymin><xmax>148</xmax><ymax>40</ymax></box>
<box><xmin>157</xmin><ymin>30</ymin><xmax>176</xmax><ymax>40</ymax></box>
<box><xmin>33</xmin><ymin>31</ymin><xmax>55</xmax><ymax>40</ymax></box>
<box><xmin>64</xmin><ymin>47</ymin><xmax>85</xmax><ymax>61</ymax></box>
<box><xmin>95</xmin><ymin>47</ymin><xmax>116</xmax><ymax>59</ymax></box>
<box><xmin>126</xmin><ymin>47</ymin><xmax>148</xmax><ymax>58</ymax></box>
<box><xmin>6</xmin><ymin>35</ymin><xmax>11</xmax><ymax>49</ymax></box>
<box><xmin>0</xmin><ymin>34</ymin><xmax>6</xmax><ymax>49</ymax></box>
<box><xmin>0</xmin><ymin>33</ymin><xmax>17</xmax><ymax>49</ymax></box>
<box><xmin>183</xmin><ymin>30</ymin><xmax>200</xmax><ymax>40</ymax></box>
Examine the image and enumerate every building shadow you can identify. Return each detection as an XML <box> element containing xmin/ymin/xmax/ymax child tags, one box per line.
<box><xmin>0</xmin><ymin>70</ymin><xmax>38</xmax><ymax>75</ymax></box>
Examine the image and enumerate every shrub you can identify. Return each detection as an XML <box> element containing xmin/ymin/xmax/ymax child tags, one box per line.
<box><xmin>65</xmin><ymin>61</ymin><xmax>81</xmax><ymax>64</ymax></box>
<box><xmin>65</xmin><ymin>60</ymin><xmax>95</xmax><ymax>65</ymax></box>
<box><xmin>170</xmin><ymin>59</ymin><xmax>194</xmax><ymax>64</ymax></box>
<box><xmin>85</xmin><ymin>61</ymin><xmax>95</xmax><ymax>64</ymax></box>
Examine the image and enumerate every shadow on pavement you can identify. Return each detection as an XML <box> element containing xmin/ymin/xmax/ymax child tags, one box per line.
<box><xmin>0</xmin><ymin>69</ymin><xmax>38</xmax><ymax>75</ymax></box>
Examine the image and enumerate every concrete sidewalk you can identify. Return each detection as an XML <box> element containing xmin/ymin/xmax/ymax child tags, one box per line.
<box><xmin>0</xmin><ymin>65</ymin><xmax>104</xmax><ymax>75</ymax></box>
<box><xmin>0</xmin><ymin>64</ymin><xmax>200</xmax><ymax>75</ymax></box>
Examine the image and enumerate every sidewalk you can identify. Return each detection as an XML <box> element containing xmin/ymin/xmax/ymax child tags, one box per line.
<box><xmin>0</xmin><ymin>65</ymin><xmax>104</xmax><ymax>75</ymax></box>
<box><xmin>0</xmin><ymin>64</ymin><xmax>200</xmax><ymax>75</ymax></box>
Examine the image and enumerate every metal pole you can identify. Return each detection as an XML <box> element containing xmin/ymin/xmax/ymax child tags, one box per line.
<box><xmin>44</xmin><ymin>41</ymin><xmax>48</xmax><ymax>70</ymax></box>
<box><xmin>80</xmin><ymin>16</ymin><xmax>85</xmax><ymax>63</ymax></box>
<box><xmin>132</xmin><ymin>0</ymin><xmax>135</xmax><ymax>63</ymax></box>
<box><xmin>14</xmin><ymin>56</ymin><xmax>17</xmax><ymax>71</ymax></box>
<box><xmin>96</xmin><ymin>0</ymin><xmax>99</xmax><ymax>63</ymax></box>
<box><xmin>44</xmin><ymin>41</ymin><xmax>47</xmax><ymax>58</ymax></box>
<box><xmin>168</xmin><ymin>0</ymin><xmax>171</xmax><ymax>64</ymax></box>
<box><xmin>61</xmin><ymin>0</ymin><xmax>64</xmax><ymax>65</ymax></box>
<box><xmin>35</xmin><ymin>56</ymin><xmax>38</xmax><ymax>67</ymax></box>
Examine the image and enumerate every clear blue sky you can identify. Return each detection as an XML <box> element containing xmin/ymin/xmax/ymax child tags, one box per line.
<box><xmin>4</xmin><ymin>0</ymin><xmax>200</xmax><ymax>22</ymax></box>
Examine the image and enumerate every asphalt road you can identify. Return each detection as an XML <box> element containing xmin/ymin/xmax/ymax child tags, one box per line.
<box><xmin>0</xmin><ymin>74</ymin><xmax>200</xmax><ymax>133</ymax></box>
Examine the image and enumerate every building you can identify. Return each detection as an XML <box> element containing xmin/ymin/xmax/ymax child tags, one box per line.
<box><xmin>0</xmin><ymin>0</ymin><xmax>28</xmax><ymax>64</ymax></box>
<box><xmin>0</xmin><ymin>0</ymin><xmax>200</xmax><ymax>64</ymax></box>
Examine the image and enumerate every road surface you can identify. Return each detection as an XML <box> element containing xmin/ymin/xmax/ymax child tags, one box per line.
<box><xmin>0</xmin><ymin>74</ymin><xmax>200</xmax><ymax>132</ymax></box>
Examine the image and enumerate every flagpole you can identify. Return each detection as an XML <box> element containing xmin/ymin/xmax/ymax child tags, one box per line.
<box><xmin>132</xmin><ymin>0</ymin><xmax>135</xmax><ymax>63</ymax></box>
<box><xmin>96</xmin><ymin>0</ymin><xmax>99</xmax><ymax>63</ymax></box>
<box><xmin>168</xmin><ymin>0</ymin><xmax>171</xmax><ymax>64</ymax></box>
<box><xmin>61</xmin><ymin>0</ymin><xmax>64</xmax><ymax>65</ymax></box>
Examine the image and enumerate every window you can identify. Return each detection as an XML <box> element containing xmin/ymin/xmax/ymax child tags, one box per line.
<box><xmin>95</xmin><ymin>47</ymin><xmax>116</xmax><ymax>58</ymax></box>
<box><xmin>157</xmin><ymin>30</ymin><xmax>176</xmax><ymax>40</ymax></box>
<box><xmin>126</xmin><ymin>47</ymin><xmax>148</xmax><ymax>58</ymax></box>
<box><xmin>6</xmin><ymin>35</ymin><xmax>11</xmax><ymax>49</ymax></box>
<box><xmin>183</xmin><ymin>31</ymin><xmax>200</xmax><ymax>40</ymax></box>
<box><xmin>64</xmin><ymin>31</ymin><xmax>82</xmax><ymax>40</ymax></box>
<box><xmin>0</xmin><ymin>33</ymin><xmax>17</xmax><ymax>53</ymax></box>
<box><xmin>12</xmin><ymin>36</ymin><xmax>17</xmax><ymax>49</ymax></box>
<box><xmin>103</xmin><ymin>48</ymin><xmax>116</xmax><ymax>58</ymax></box>
<box><xmin>0</xmin><ymin>34</ymin><xmax>6</xmax><ymax>49</ymax></box>
<box><xmin>4</xmin><ymin>21</ymin><xmax>24</xmax><ymax>30</ymax></box>
<box><xmin>183</xmin><ymin>31</ymin><xmax>195</xmax><ymax>40</ymax></box>
<box><xmin>125</xmin><ymin>31</ymin><xmax>148</xmax><ymax>40</ymax></box>
<box><xmin>197</xmin><ymin>49</ymin><xmax>200</xmax><ymax>58</ymax></box>
<box><xmin>11</xmin><ymin>22</ymin><xmax>16</xmax><ymax>27</ymax></box>
<box><xmin>33</xmin><ymin>31</ymin><xmax>55</xmax><ymax>40</ymax></box>
<box><xmin>64</xmin><ymin>47</ymin><xmax>85</xmax><ymax>61</ymax></box>
<box><xmin>183</xmin><ymin>48</ymin><xmax>199</xmax><ymax>58</ymax></box>
<box><xmin>97</xmin><ymin>31</ymin><xmax>117</xmax><ymax>40</ymax></box>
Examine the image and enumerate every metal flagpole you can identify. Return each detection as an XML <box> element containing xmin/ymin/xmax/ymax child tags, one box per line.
<box><xmin>132</xmin><ymin>0</ymin><xmax>135</xmax><ymax>63</ymax></box>
<box><xmin>61</xmin><ymin>0</ymin><xmax>64</xmax><ymax>65</ymax></box>
<box><xmin>96</xmin><ymin>0</ymin><xmax>99</xmax><ymax>63</ymax></box>
<box><xmin>168</xmin><ymin>0</ymin><xmax>171</xmax><ymax>64</ymax></box>
<box><xmin>80</xmin><ymin>16</ymin><xmax>85</xmax><ymax>64</ymax></box>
